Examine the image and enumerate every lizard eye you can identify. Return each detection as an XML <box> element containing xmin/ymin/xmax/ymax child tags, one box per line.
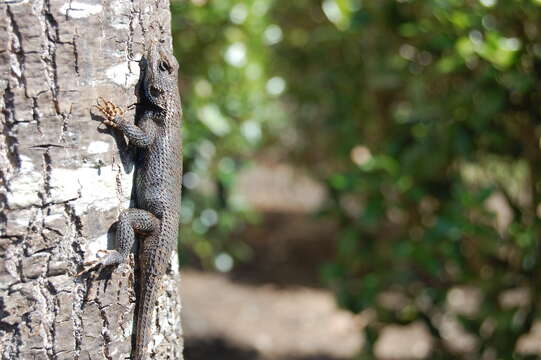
<box><xmin>158</xmin><ymin>60</ymin><xmax>171</xmax><ymax>73</ymax></box>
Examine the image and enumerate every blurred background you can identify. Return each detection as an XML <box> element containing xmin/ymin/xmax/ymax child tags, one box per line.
<box><xmin>171</xmin><ymin>0</ymin><xmax>541</xmax><ymax>359</ymax></box>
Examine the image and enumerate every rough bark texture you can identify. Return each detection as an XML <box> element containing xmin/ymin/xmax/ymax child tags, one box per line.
<box><xmin>0</xmin><ymin>1</ymin><xmax>183</xmax><ymax>359</ymax></box>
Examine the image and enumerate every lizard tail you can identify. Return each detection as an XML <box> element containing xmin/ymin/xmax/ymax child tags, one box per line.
<box><xmin>133</xmin><ymin>270</ymin><xmax>161</xmax><ymax>360</ymax></box>
<box><xmin>132</xmin><ymin>218</ymin><xmax>178</xmax><ymax>360</ymax></box>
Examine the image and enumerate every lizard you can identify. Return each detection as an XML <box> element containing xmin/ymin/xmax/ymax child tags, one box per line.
<box><xmin>84</xmin><ymin>41</ymin><xmax>182</xmax><ymax>360</ymax></box>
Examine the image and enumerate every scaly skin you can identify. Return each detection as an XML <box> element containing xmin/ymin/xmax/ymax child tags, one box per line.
<box><xmin>91</xmin><ymin>42</ymin><xmax>182</xmax><ymax>360</ymax></box>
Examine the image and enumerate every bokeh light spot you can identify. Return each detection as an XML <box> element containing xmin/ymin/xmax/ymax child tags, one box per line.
<box><xmin>225</xmin><ymin>42</ymin><xmax>247</xmax><ymax>67</ymax></box>
<box><xmin>215</xmin><ymin>252</ymin><xmax>234</xmax><ymax>272</ymax></box>
<box><xmin>230</xmin><ymin>3</ymin><xmax>248</xmax><ymax>24</ymax></box>
<box><xmin>264</xmin><ymin>24</ymin><xmax>283</xmax><ymax>45</ymax></box>
<box><xmin>266</xmin><ymin>76</ymin><xmax>286</xmax><ymax>95</ymax></box>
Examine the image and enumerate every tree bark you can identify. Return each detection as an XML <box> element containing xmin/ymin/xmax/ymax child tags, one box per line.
<box><xmin>0</xmin><ymin>1</ymin><xmax>183</xmax><ymax>359</ymax></box>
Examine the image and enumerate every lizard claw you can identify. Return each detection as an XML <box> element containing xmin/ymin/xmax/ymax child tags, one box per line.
<box><xmin>76</xmin><ymin>249</ymin><xmax>116</xmax><ymax>276</ymax></box>
<box><xmin>93</xmin><ymin>97</ymin><xmax>125</xmax><ymax>129</ymax></box>
<box><xmin>127</xmin><ymin>102</ymin><xmax>140</xmax><ymax>110</ymax></box>
<box><xmin>76</xmin><ymin>261</ymin><xmax>101</xmax><ymax>277</ymax></box>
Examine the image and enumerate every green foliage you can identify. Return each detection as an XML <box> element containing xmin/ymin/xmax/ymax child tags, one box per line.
<box><xmin>173</xmin><ymin>0</ymin><xmax>541</xmax><ymax>357</ymax></box>
<box><xmin>172</xmin><ymin>0</ymin><xmax>285</xmax><ymax>267</ymax></box>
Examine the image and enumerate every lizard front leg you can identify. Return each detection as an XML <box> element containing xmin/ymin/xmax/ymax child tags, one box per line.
<box><xmin>94</xmin><ymin>97</ymin><xmax>156</xmax><ymax>147</ymax></box>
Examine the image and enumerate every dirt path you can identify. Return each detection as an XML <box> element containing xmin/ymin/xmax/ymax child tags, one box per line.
<box><xmin>182</xmin><ymin>269</ymin><xmax>363</xmax><ymax>360</ymax></box>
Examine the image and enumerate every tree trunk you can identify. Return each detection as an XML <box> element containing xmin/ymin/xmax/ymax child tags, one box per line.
<box><xmin>0</xmin><ymin>1</ymin><xmax>183</xmax><ymax>359</ymax></box>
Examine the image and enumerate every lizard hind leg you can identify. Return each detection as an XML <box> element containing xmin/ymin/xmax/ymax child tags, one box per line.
<box><xmin>78</xmin><ymin>209</ymin><xmax>160</xmax><ymax>275</ymax></box>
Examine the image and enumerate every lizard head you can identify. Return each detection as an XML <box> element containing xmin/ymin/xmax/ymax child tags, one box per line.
<box><xmin>141</xmin><ymin>41</ymin><xmax>180</xmax><ymax>110</ymax></box>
